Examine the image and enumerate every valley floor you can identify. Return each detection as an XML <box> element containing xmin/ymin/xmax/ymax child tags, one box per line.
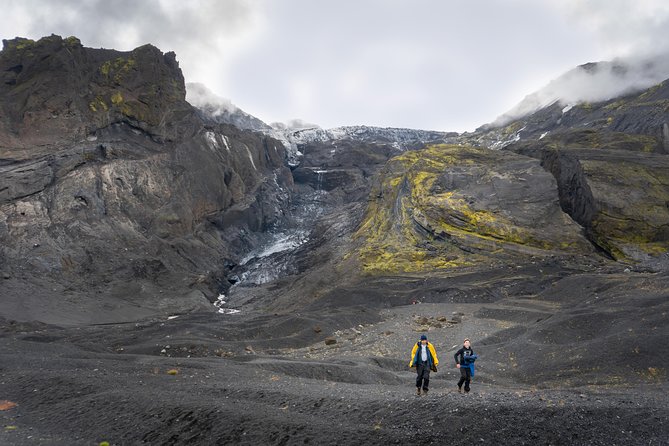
<box><xmin>1</xmin><ymin>287</ymin><xmax>667</xmax><ymax>445</ymax></box>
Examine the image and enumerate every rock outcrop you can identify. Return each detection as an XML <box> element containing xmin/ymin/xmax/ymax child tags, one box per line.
<box><xmin>0</xmin><ymin>36</ymin><xmax>293</xmax><ymax>324</ymax></box>
<box><xmin>512</xmin><ymin>141</ymin><xmax>669</xmax><ymax>260</ymax></box>
<box><xmin>0</xmin><ymin>35</ymin><xmax>190</xmax><ymax>149</ymax></box>
<box><xmin>353</xmin><ymin>144</ymin><xmax>597</xmax><ymax>274</ymax></box>
<box><xmin>486</xmin><ymin>79</ymin><xmax>669</xmax><ymax>262</ymax></box>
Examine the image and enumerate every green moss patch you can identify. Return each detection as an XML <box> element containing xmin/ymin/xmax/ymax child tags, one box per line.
<box><xmin>354</xmin><ymin>144</ymin><xmax>587</xmax><ymax>274</ymax></box>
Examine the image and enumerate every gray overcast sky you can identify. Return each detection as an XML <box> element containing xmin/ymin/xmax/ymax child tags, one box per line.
<box><xmin>2</xmin><ymin>0</ymin><xmax>669</xmax><ymax>131</ymax></box>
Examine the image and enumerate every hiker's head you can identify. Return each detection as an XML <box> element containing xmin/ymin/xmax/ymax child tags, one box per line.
<box><xmin>463</xmin><ymin>338</ymin><xmax>470</xmax><ymax>348</ymax></box>
<box><xmin>420</xmin><ymin>334</ymin><xmax>427</xmax><ymax>344</ymax></box>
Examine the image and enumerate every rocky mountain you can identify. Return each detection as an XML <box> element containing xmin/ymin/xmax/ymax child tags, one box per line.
<box><xmin>308</xmin><ymin>75</ymin><xmax>669</xmax><ymax>281</ymax></box>
<box><xmin>490</xmin><ymin>55</ymin><xmax>669</xmax><ymax>129</ymax></box>
<box><xmin>279</xmin><ymin>125</ymin><xmax>456</xmax><ymax>150</ymax></box>
<box><xmin>0</xmin><ymin>35</ymin><xmax>294</xmax><ymax>323</ymax></box>
<box><xmin>3</xmin><ymin>35</ymin><xmax>668</xmax><ymax>321</ymax></box>
<box><xmin>189</xmin><ymin>87</ymin><xmax>457</xmax><ymax>166</ymax></box>
<box><xmin>0</xmin><ymin>36</ymin><xmax>668</xmax><ymax>446</ymax></box>
<box><xmin>465</xmin><ymin>73</ymin><xmax>669</xmax><ymax>262</ymax></box>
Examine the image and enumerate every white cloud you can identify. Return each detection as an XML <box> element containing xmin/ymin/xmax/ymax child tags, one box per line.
<box><xmin>185</xmin><ymin>83</ymin><xmax>237</xmax><ymax>116</ymax></box>
<box><xmin>0</xmin><ymin>0</ymin><xmax>263</xmax><ymax>94</ymax></box>
<box><xmin>222</xmin><ymin>0</ymin><xmax>601</xmax><ymax>131</ymax></box>
<box><xmin>490</xmin><ymin>1</ymin><xmax>669</xmax><ymax>126</ymax></box>
<box><xmin>270</xmin><ymin>119</ymin><xmax>320</xmax><ymax>131</ymax></box>
<box><xmin>493</xmin><ymin>54</ymin><xmax>669</xmax><ymax>126</ymax></box>
<box><xmin>546</xmin><ymin>0</ymin><xmax>669</xmax><ymax>57</ymax></box>
<box><xmin>2</xmin><ymin>0</ymin><xmax>669</xmax><ymax>132</ymax></box>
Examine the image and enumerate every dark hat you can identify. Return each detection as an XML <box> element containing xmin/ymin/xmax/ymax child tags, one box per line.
<box><xmin>420</xmin><ymin>335</ymin><xmax>427</xmax><ymax>340</ymax></box>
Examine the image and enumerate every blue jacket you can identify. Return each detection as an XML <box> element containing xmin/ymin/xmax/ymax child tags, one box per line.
<box><xmin>459</xmin><ymin>354</ymin><xmax>478</xmax><ymax>377</ymax></box>
<box><xmin>454</xmin><ymin>347</ymin><xmax>478</xmax><ymax>377</ymax></box>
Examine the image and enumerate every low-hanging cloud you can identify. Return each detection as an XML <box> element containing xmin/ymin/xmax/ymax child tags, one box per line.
<box><xmin>270</xmin><ymin>119</ymin><xmax>321</xmax><ymax>132</ymax></box>
<box><xmin>492</xmin><ymin>0</ymin><xmax>669</xmax><ymax>126</ymax></box>
<box><xmin>1</xmin><ymin>0</ymin><xmax>261</xmax><ymax>92</ymax></box>
<box><xmin>493</xmin><ymin>54</ymin><xmax>669</xmax><ymax>126</ymax></box>
<box><xmin>3</xmin><ymin>1</ymin><xmax>669</xmax><ymax>132</ymax></box>
<box><xmin>186</xmin><ymin>83</ymin><xmax>238</xmax><ymax>116</ymax></box>
<box><xmin>548</xmin><ymin>0</ymin><xmax>669</xmax><ymax>58</ymax></box>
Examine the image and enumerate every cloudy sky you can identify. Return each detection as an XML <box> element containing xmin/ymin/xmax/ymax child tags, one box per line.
<box><xmin>2</xmin><ymin>0</ymin><xmax>669</xmax><ymax>131</ymax></box>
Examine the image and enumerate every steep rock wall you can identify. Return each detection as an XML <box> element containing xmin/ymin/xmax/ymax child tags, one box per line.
<box><xmin>0</xmin><ymin>36</ymin><xmax>293</xmax><ymax>324</ymax></box>
<box><xmin>512</xmin><ymin>135</ymin><xmax>669</xmax><ymax>261</ymax></box>
<box><xmin>354</xmin><ymin>144</ymin><xmax>596</xmax><ymax>274</ymax></box>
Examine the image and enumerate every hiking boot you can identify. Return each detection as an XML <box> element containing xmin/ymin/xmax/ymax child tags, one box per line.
<box><xmin>422</xmin><ymin>389</ymin><xmax>428</xmax><ymax>396</ymax></box>
<box><xmin>416</xmin><ymin>388</ymin><xmax>421</xmax><ymax>396</ymax></box>
<box><xmin>458</xmin><ymin>386</ymin><xmax>462</xmax><ymax>393</ymax></box>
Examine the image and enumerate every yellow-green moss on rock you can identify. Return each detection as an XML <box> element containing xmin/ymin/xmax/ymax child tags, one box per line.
<box><xmin>100</xmin><ymin>57</ymin><xmax>137</xmax><ymax>83</ymax></box>
<box><xmin>88</xmin><ymin>96</ymin><xmax>108</xmax><ymax>113</ymax></box>
<box><xmin>64</xmin><ymin>36</ymin><xmax>81</xmax><ymax>47</ymax></box>
<box><xmin>580</xmin><ymin>155</ymin><xmax>669</xmax><ymax>259</ymax></box>
<box><xmin>111</xmin><ymin>92</ymin><xmax>124</xmax><ymax>105</ymax></box>
<box><xmin>355</xmin><ymin>144</ymin><xmax>594</xmax><ymax>274</ymax></box>
<box><xmin>6</xmin><ymin>38</ymin><xmax>35</xmax><ymax>51</ymax></box>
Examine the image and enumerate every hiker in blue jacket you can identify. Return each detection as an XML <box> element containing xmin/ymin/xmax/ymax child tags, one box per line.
<box><xmin>454</xmin><ymin>338</ymin><xmax>477</xmax><ymax>393</ymax></box>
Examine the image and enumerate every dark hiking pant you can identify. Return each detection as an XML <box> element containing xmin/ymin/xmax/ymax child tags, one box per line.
<box><xmin>458</xmin><ymin>366</ymin><xmax>471</xmax><ymax>391</ymax></box>
<box><xmin>416</xmin><ymin>361</ymin><xmax>430</xmax><ymax>391</ymax></box>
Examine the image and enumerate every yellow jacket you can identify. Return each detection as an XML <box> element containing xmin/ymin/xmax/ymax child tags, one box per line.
<box><xmin>409</xmin><ymin>341</ymin><xmax>439</xmax><ymax>367</ymax></box>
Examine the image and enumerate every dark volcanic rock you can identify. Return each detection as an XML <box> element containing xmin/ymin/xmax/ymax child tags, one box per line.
<box><xmin>463</xmin><ymin>75</ymin><xmax>669</xmax><ymax>263</ymax></box>
<box><xmin>512</xmin><ymin>140</ymin><xmax>669</xmax><ymax>260</ymax></box>
<box><xmin>292</xmin><ymin>138</ymin><xmax>400</xmax><ymax>201</ymax></box>
<box><xmin>0</xmin><ymin>36</ymin><xmax>293</xmax><ymax>324</ymax></box>
<box><xmin>0</xmin><ymin>35</ymin><xmax>190</xmax><ymax>149</ymax></box>
<box><xmin>353</xmin><ymin>144</ymin><xmax>596</xmax><ymax>274</ymax></box>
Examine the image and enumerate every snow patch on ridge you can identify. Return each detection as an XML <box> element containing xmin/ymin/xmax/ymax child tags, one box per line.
<box><xmin>189</xmin><ymin>84</ymin><xmax>455</xmax><ymax>166</ymax></box>
<box><xmin>245</xmin><ymin>146</ymin><xmax>257</xmax><ymax>170</ymax></box>
<box><xmin>221</xmin><ymin>135</ymin><xmax>231</xmax><ymax>152</ymax></box>
<box><xmin>204</xmin><ymin>131</ymin><xmax>219</xmax><ymax>151</ymax></box>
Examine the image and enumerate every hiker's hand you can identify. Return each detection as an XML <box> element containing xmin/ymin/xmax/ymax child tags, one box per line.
<box><xmin>456</xmin><ymin>364</ymin><xmax>460</xmax><ymax>368</ymax></box>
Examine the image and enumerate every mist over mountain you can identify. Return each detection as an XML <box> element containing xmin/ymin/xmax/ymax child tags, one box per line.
<box><xmin>185</xmin><ymin>82</ymin><xmax>455</xmax><ymax>166</ymax></box>
<box><xmin>186</xmin><ymin>82</ymin><xmax>272</xmax><ymax>132</ymax></box>
<box><xmin>491</xmin><ymin>52</ymin><xmax>669</xmax><ymax>127</ymax></box>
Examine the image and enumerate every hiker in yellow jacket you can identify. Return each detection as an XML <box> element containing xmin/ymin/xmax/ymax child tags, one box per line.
<box><xmin>409</xmin><ymin>334</ymin><xmax>439</xmax><ymax>396</ymax></box>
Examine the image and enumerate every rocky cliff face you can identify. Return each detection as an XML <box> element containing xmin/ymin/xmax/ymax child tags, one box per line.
<box><xmin>353</xmin><ymin>144</ymin><xmax>597</xmax><ymax>274</ymax></box>
<box><xmin>472</xmin><ymin>78</ymin><xmax>669</xmax><ymax>262</ymax></box>
<box><xmin>2</xmin><ymin>35</ymin><xmax>669</xmax><ymax>326</ymax></box>
<box><xmin>238</xmin><ymin>68</ymin><xmax>669</xmax><ymax>318</ymax></box>
<box><xmin>0</xmin><ymin>35</ymin><xmax>293</xmax><ymax>324</ymax></box>
<box><xmin>0</xmin><ymin>35</ymin><xmax>190</xmax><ymax>150</ymax></box>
